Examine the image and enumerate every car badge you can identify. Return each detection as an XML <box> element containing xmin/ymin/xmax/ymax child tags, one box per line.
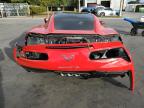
<box><xmin>62</xmin><ymin>54</ymin><xmax>75</xmax><ymax>62</ymax></box>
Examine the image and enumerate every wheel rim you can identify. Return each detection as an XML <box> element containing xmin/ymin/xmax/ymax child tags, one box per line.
<box><xmin>130</xmin><ymin>28</ymin><xmax>137</xmax><ymax>36</ymax></box>
<box><xmin>142</xmin><ymin>31</ymin><xmax>144</xmax><ymax>36</ymax></box>
<box><xmin>100</xmin><ymin>13</ymin><xmax>105</xmax><ymax>17</ymax></box>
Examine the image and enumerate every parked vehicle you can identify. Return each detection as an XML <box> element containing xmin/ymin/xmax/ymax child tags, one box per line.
<box><xmin>13</xmin><ymin>12</ymin><xmax>135</xmax><ymax>91</ymax></box>
<box><xmin>81</xmin><ymin>7</ymin><xmax>96</xmax><ymax>14</ymax></box>
<box><xmin>124</xmin><ymin>18</ymin><xmax>144</xmax><ymax>36</ymax></box>
<box><xmin>95</xmin><ymin>5</ymin><xmax>105</xmax><ymax>10</ymax></box>
<box><xmin>81</xmin><ymin>7</ymin><xmax>117</xmax><ymax>17</ymax></box>
<box><xmin>81</xmin><ymin>6</ymin><xmax>105</xmax><ymax>14</ymax></box>
<box><xmin>96</xmin><ymin>7</ymin><xmax>117</xmax><ymax>17</ymax></box>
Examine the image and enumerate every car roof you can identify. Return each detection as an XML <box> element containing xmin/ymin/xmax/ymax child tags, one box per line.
<box><xmin>82</xmin><ymin>7</ymin><xmax>95</xmax><ymax>10</ymax></box>
<box><xmin>28</xmin><ymin>12</ymin><xmax>118</xmax><ymax>35</ymax></box>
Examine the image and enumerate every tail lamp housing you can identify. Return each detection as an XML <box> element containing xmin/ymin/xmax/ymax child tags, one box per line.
<box><xmin>89</xmin><ymin>48</ymin><xmax>131</xmax><ymax>62</ymax></box>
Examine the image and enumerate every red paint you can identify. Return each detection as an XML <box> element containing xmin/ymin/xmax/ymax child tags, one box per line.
<box><xmin>13</xmin><ymin>13</ymin><xmax>135</xmax><ymax>91</ymax></box>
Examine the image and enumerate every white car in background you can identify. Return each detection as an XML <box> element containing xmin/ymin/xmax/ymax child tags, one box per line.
<box><xmin>140</xmin><ymin>16</ymin><xmax>144</xmax><ymax>22</ymax></box>
<box><xmin>96</xmin><ymin>7</ymin><xmax>117</xmax><ymax>17</ymax></box>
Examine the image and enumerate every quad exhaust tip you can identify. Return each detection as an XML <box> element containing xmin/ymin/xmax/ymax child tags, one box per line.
<box><xmin>60</xmin><ymin>73</ymin><xmax>81</xmax><ymax>77</ymax></box>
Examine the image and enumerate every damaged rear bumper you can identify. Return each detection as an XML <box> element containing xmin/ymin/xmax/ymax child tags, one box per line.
<box><xmin>13</xmin><ymin>46</ymin><xmax>135</xmax><ymax>91</ymax></box>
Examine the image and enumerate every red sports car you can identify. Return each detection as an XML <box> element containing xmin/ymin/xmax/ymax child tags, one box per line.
<box><xmin>13</xmin><ymin>13</ymin><xmax>135</xmax><ymax>91</ymax></box>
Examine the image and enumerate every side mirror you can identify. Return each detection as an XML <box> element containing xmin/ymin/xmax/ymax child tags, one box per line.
<box><xmin>100</xmin><ymin>21</ymin><xmax>105</xmax><ymax>25</ymax></box>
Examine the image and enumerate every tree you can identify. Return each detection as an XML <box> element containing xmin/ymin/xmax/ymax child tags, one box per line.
<box><xmin>60</xmin><ymin>0</ymin><xmax>69</xmax><ymax>6</ymax></box>
<box><xmin>26</xmin><ymin>0</ymin><xmax>41</xmax><ymax>5</ymax></box>
<box><xmin>0</xmin><ymin>0</ymin><xmax>11</xmax><ymax>2</ymax></box>
<box><xmin>41</xmin><ymin>0</ymin><xmax>59</xmax><ymax>6</ymax></box>
<box><xmin>11</xmin><ymin>0</ymin><xmax>24</xmax><ymax>3</ymax></box>
<box><xmin>10</xmin><ymin>0</ymin><xmax>72</xmax><ymax>11</ymax></box>
<box><xmin>40</xmin><ymin>0</ymin><xmax>59</xmax><ymax>11</ymax></box>
<box><xmin>11</xmin><ymin>0</ymin><xmax>40</xmax><ymax>5</ymax></box>
<box><xmin>70</xmin><ymin>0</ymin><xmax>77</xmax><ymax>7</ymax></box>
<box><xmin>59</xmin><ymin>0</ymin><xmax>69</xmax><ymax>10</ymax></box>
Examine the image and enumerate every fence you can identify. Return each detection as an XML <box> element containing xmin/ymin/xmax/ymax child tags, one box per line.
<box><xmin>0</xmin><ymin>3</ymin><xmax>30</xmax><ymax>17</ymax></box>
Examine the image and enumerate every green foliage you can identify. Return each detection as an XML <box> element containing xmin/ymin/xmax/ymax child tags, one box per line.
<box><xmin>30</xmin><ymin>5</ymin><xmax>46</xmax><ymax>15</ymax></box>
<box><xmin>11</xmin><ymin>0</ymin><xmax>41</xmax><ymax>5</ymax></box>
<box><xmin>10</xmin><ymin>0</ymin><xmax>74</xmax><ymax>12</ymax></box>
<box><xmin>40</xmin><ymin>0</ymin><xmax>59</xmax><ymax>6</ymax></box>
<box><xmin>11</xmin><ymin>0</ymin><xmax>25</xmax><ymax>3</ymax></box>
<box><xmin>59</xmin><ymin>0</ymin><xmax>69</xmax><ymax>6</ymax></box>
<box><xmin>10</xmin><ymin>0</ymin><xmax>69</xmax><ymax>6</ymax></box>
<box><xmin>1</xmin><ymin>0</ymin><xmax>11</xmax><ymax>2</ymax></box>
<box><xmin>26</xmin><ymin>0</ymin><xmax>41</xmax><ymax>5</ymax></box>
<box><xmin>71</xmin><ymin>0</ymin><xmax>77</xmax><ymax>7</ymax></box>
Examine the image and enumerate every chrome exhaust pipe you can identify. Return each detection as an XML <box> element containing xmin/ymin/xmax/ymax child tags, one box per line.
<box><xmin>60</xmin><ymin>73</ymin><xmax>81</xmax><ymax>77</ymax></box>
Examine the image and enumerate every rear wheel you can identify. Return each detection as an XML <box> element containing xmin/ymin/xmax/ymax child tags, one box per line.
<box><xmin>130</xmin><ymin>28</ymin><xmax>137</xmax><ymax>36</ymax></box>
<box><xmin>24</xmin><ymin>68</ymin><xmax>31</xmax><ymax>72</ymax></box>
<box><xmin>100</xmin><ymin>12</ymin><xmax>105</xmax><ymax>17</ymax></box>
<box><xmin>142</xmin><ymin>31</ymin><xmax>144</xmax><ymax>37</ymax></box>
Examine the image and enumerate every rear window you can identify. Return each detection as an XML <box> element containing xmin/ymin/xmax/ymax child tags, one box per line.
<box><xmin>54</xmin><ymin>14</ymin><xmax>94</xmax><ymax>30</ymax></box>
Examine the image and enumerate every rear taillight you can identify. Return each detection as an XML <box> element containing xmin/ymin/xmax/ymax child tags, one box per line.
<box><xmin>25</xmin><ymin>52</ymin><xmax>48</xmax><ymax>60</ymax></box>
<box><xmin>89</xmin><ymin>48</ymin><xmax>131</xmax><ymax>62</ymax></box>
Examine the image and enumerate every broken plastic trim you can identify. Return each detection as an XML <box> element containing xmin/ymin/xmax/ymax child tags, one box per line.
<box><xmin>25</xmin><ymin>33</ymin><xmax>122</xmax><ymax>45</ymax></box>
<box><xmin>89</xmin><ymin>48</ymin><xmax>131</xmax><ymax>62</ymax></box>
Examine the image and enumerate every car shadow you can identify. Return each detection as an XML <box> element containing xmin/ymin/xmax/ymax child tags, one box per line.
<box><xmin>3</xmin><ymin>32</ymin><xmax>57</xmax><ymax>74</ymax></box>
<box><xmin>0</xmin><ymin>51</ymin><xmax>5</xmax><ymax>108</ymax></box>
<box><xmin>81</xmin><ymin>75</ymin><xmax>129</xmax><ymax>89</ymax></box>
<box><xmin>0</xmin><ymin>67</ymin><xmax>5</xmax><ymax>108</ymax></box>
<box><xmin>4</xmin><ymin>32</ymin><xmax>25</xmax><ymax>61</ymax></box>
<box><xmin>102</xmin><ymin>77</ymin><xmax>129</xmax><ymax>89</ymax></box>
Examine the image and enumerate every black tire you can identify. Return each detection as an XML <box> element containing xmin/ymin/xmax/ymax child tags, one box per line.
<box><xmin>100</xmin><ymin>12</ymin><xmax>105</xmax><ymax>17</ymax></box>
<box><xmin>130</xmin><ymin>28</ymin><xmax>137</xmax><ymax>36</ymax></box>
<box><xmin>23</xmin><ymin>67</ymin><xmax>32</xmax><ymax>72</ymax></box>
<box><xmin>25</xmin><ymin>69</ymin><xmax>31</xmax><ymax>72</ymax></box>
<box><xmin>127</xmin><ymin>71</ymin><xmax>134</xmax><ymax>91</ymax></box>
<box><xmin>142</xmin><ymin>31</ymin><xmax>144</xmax><ymax>37</ymax></box>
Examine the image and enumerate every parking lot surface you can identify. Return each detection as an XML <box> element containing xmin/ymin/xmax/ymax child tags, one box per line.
<box><xmin>0</xmin><ymin>18</ymin><xmax>144</xmax><ymax>108</ymax></box>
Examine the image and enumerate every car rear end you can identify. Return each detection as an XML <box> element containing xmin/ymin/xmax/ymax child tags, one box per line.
<box><xmin>13</xmin><ymin>13</ymin><xmax>135</xmax><ymax>91</ymax></box>
<box><xmin>13</xmin><ymin>33</ymin><xmax>135</xmax><ymax>91</ymax></box>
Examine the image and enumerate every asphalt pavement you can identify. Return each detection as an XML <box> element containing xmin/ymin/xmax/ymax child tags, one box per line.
<box><xmin>0</xmin><ymin>17</ymin><xmax>144</xmax><ymax>108</ymax></box>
